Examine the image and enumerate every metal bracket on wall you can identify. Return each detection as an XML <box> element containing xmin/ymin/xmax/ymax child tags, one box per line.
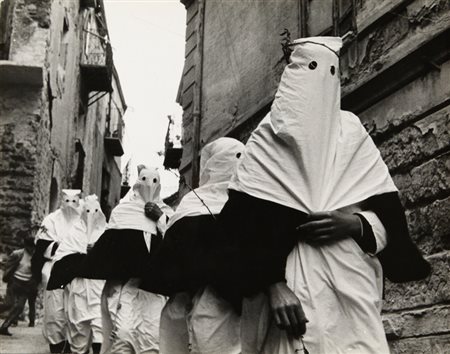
<box><xmin>82</xmin><ymin>28</ymin><xmax>110</xmax><ymax>44</ymax></box>
<box><xmin>280</xmin><ymin>28</ymin><xmax>293</xmax><ymax>64</ymax></box>
<box><xmin>87</xmin><ymin>91</ymin><xmax>108</xmax><ymax>107</ymax></box>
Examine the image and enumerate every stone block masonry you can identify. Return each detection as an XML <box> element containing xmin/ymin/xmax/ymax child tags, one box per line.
<box><xmin>0</xmin><ymin>0</ymin><xmax>126</xmax><ymax>275</ymax></box>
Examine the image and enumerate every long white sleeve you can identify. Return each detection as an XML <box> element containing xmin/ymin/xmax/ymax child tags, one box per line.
<box><xmin>357</xmin><ymin>211</ymin><xmax>388</xmax><ymax>255</ymax></box>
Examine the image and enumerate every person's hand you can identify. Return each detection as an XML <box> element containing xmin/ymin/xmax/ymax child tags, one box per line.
<box><xmin>268</xmin><ymin>282</ymin><xmax>308</xmax><ymax>338</ymax></box>
<box><xmin>144</xmin><ymin>202</ymin><xmax>163</xmax><ymax>221</ymax></box>
<box><xmin>296</xmin><ymin>211</ymin><xmax>361</xmax><ymax>245</ymax></box>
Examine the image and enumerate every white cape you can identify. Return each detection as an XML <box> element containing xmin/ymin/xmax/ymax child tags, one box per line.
<box><xmin>37</xmin><ymin>206</ymin><xmax>82</xmax><ymax>286</ymax></box>
<box><xmin>51</xmin><ymin>198</ymin><xmax>107</xmax><ymax>335</ymax></box>
<box><xmin>167</xmin><ymin>137</ymin><xmax>245</xmax><ymax>228</ymax></box>
<box><xmin>229</xmin><ymin>37</ymin><xmax>397</xmax><ymax>213</ymax></box>
<box><xmin>161</xmin><ymin>137</ymin><xmax>244</xmax><ymax>354</ymax></box>
<box><xmin>107</xmin><ymin>196</ymin><xmax>170</xmax><ymax>235</ymax></box>
<box><xmin>99</xmin><ymin>168</ymin><xmax>170</xmax><ymax>353</ymax></box>
<box><xmin>108</xmin><ymin>167</ymin><xmax>173</xmax><ymax>235</ymax></box>
<box><xmin>37</xmin><ymin>208</ymin><xmax>81</xmax><ymax>243</ymax></box>
<box><xmin>54</xmin><ymin>218</ymin><xmax>106</xmax><ymax>262</ymax></box>
<box><xmin>234</xmin><ymin>37</ymin><xmax>393</xmax><ymax>354</ymax></box>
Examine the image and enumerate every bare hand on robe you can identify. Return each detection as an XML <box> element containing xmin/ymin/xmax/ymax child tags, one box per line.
<box><xmin>144</xmin><ymin>202</ymin><xmax>163</xmax><ymax>221</ymax></box>
<box><xmin>268</xmin><ymin>282</ymin><xmax>308</xmax><ymax>338</ymax></box>
<box><xmin>296</xmin><ymin>211</ymin><xmax>361</xmax><ymax>244</ymax></box>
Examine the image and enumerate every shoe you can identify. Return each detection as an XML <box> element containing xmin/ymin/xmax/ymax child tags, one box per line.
<box><xmin>0</xmin><ymin>327</ymin><xmax>12</xmax><ymax>336</ymax></box>
<box><xmin>28</xmin><ymin>322</ymin><xmax>35</xmax><ymax>327</ymax></box>
<box><xmin>92</xmin><ymin>342</ymin><xmax>102</xmax><ymax>354</ymax></box>
<box><xmin>49</xmin><ymin>343</ymin><xmax>62</xmax><ymax>353</ymax></box>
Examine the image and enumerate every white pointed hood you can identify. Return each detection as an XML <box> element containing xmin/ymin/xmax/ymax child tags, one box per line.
<box><xmin>37</xmin><ymin>189</ymin><xmax>82</xmax><ymax>242</ymax></box>
<box><xmin>108</xmin><ymin>166</ymin><xmax>172</xmax><ymax>233</ymax></box>
<box><xmin>54</xmin><ymin>194</ymin><xmax>106</xmax><ymax>261</ymax></box>
<box><xmin>167</xmin><ymin>137</ymin><xmax>245</xmax><ymax>228</ymax></box>
<box><xmin>229</xmin><ymin>37</ymin><xmax>397</xmax><ymax>212</ymax></box>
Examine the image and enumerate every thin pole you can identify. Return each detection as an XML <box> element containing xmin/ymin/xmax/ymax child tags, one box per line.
<box><xmin>191</xmin><ymin>0</ymin><xmax>206</xmax><ymax>188</ymax></box>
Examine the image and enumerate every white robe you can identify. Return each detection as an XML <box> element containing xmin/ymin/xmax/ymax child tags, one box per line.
<box><xmin>241</xmin><ymin>210</ymin><xmax>390</xmax><ymax>354</ymax></box>
<box><xmin>231</xmin><ymin>37</ymin><xmax>396</xmax><ymax>353</ymax></box>
<box><xmin>160</xmin><ymin>138</ymin><xmax>244</xmax><ymax>354</ymax></box>
<box><xmin>101</xmin><ymin>279</ymin><xmax>166</xmax><ymax>354</ymax></box>
<box><xmin>100</xmin><ymin>167</ymin><xmax>171</xmax><ymax>354</ymax></box>
<box><xmin>54</xmin><ymin>198</ymin><xmax>106</xmax><ymax>354</ymax></box>
<box><xmin>160</xmin><ymin>287</ymin><xmax>241</xmax><ymax>354</ymax></box>
<box><xmin>37</xmin><ymin>207</ymin><xmax>80</xmax><ymax>345</ymax></box>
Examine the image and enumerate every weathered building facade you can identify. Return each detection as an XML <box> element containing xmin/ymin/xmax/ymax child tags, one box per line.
<box><xmin>0</xmin><ymin>0</ymin><xmax>126</xmax><ymax>256</ymax></box>
<box><xmin>177</xmin><ymin>0</ymin><xmax>450</xmax><ymax>351</ymax></box>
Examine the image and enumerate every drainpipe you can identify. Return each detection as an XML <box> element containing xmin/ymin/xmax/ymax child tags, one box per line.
<box><xmin>191</xmin><ymin>0</ymin><xmax>205</xmax><ymax>188</ymax></box>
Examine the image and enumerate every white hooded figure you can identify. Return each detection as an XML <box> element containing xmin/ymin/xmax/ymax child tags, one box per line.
<box><xmin>222</xmin><ymin>37</ymin><xmax>403</xmax><ymax>354</ymax></box>
<box><xmin>95</xmin><ymin>166</ymin><xmax>173</xmax><ymax>354</ymax></box>
<box><xmin>153</xmin><ymin>137</ymin><xmax>245</xmax><ymax>354</ymax></box>
<box><xmin>36</xmin><ymin>189</ymin><xmax>82</xmax><ymax>351</ymax></box>
<box><xmin>53</xmin><ymin>195</ymin><xmax>107</xmax><ymax>354</ymax></box>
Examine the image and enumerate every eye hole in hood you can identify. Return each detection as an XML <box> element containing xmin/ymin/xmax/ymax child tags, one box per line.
<box><xmin>309</xmin><ymin>61</ymin><xmax>317</xmax><ymax>70</ymax></box>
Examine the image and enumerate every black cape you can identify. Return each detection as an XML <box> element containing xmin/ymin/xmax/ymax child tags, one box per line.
<box><xmin>47</xmin><ymin>253</ymin><xmax>86</xmax><ymax>290</ymax></box>
<box><xmin>209</xmin><ymin>190</ymin><xmax>431</xmax><ymax>309</ymax></box>
<box><xmin>31</xmin><ymin>239</ymin><xmax>56</xmax><ymax>284</ymax></box>
<box><xmin>47</xmin><ymin>228</ymin><xmax>162</xmax><ymax>290</ymax></box>
<box><xmin>140</xmin><ymin>215</ymin><xmax>218</xmax><ymax>296</ymax></box>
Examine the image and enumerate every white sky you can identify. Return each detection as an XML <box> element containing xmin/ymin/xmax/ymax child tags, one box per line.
<box><xmin>104</xmin><ymin>0</ymin><xmax>186</xmax><ymax>197</ymax></box>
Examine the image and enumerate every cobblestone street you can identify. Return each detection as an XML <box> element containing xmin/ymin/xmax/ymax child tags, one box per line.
<box><xmin>0</xmin><ymin>322</ymin><xmax>48</xmax><ymax>354</ymax></box>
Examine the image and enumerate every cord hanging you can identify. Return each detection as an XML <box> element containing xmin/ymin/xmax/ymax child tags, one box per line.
<box><xmin>168</xmin><ymin>169</ymin><xmax>217</xmax><ymax>220</ymax></box>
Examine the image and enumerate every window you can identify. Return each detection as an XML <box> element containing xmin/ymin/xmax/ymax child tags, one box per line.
<box><xmin>60</xmin><ymin>14</ymin><xmax>69</xmax><ymax>68</ymax></box>
<box><xmin>49</xmin><ymin>178</ymin><xmax>59</xmax><ymax>212</ymax></box>
<box><xmin>0</xmin><ymin>0</ymin><xmax>14</xmax><ymax>59</ymax></box>
<box><xmin>337</xmin><ymin>0</ymin><xmax>355</xmax><ymax>36</ymax></box>
<box><xmin>72</xmin><ymin>140</ymin><xmax>85</xmax><ymax>190</ymax></box>
<box><xmin>301</xmin><ymin>0</ymin><xmax>356</xmax><ymax>38</ymax></box>
<box><xmin>100</xmin><ymin>168</ymin><xmax>112</xmax><ymax>219</ymax></box>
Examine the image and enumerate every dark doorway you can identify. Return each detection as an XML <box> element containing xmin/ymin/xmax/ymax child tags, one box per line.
<box><xmin>49</xmin><ymin>178</ymin><xmax>59</xmax><ymax>212</ymax></box>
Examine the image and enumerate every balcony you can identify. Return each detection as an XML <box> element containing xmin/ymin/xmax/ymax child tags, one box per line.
<box><xmin>163</xmin><ymin>115</ymin><xmax>183</xmax><ymax>169</ymax></box>
<box><xmin>0</xmin><ymin>61</ymin><xmax>43</xmax><ymax>87</ymax></box>
<box><xmin>80</xmin><ymin>0</ymin><xmax>98</xmax><ymax>8</ymax></box>
<box><xmin>104</xmin><ymin>123</ymin><xmax>124</xmax><ymax>156</ymax></box>
<box><xmin>80</xmin><ymin>32</ymin><xmax>113</xmax><ymax>92</ymax></box>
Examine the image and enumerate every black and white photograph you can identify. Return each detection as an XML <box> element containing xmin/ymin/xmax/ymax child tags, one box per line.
<box><xmin>0</xmin><ymin>0</ymin><xmax>449</xmax><ymax>353</ymax></box>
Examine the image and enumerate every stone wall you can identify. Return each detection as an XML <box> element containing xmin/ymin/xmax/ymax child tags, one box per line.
<box><xmin>177</xmin><ymin>0</ymin><xmax>298</xmax><ymax>180</ymax></box>
<box><xmin>0</xmin><ymin>0</ymin><xmax>126</xmax><ymax>254</ymax></box>
<box><xmin>177</xmin><ymin>0</ymin><xmax>450</xmax><ymax>351</ymax></box>
<box><xmin>0</xmin><ymin>86</ymin><xmax>44</xmax><ymax>253</ymax></box>
<box><xmin>0</xmin><ymin>0</ymin><xmax>82</xmax><ymax>255</ymax></box>
<box><xmin>360</xmin><ymin>59</ymin><xmax>450</xmax><ymax>352</ymax></box>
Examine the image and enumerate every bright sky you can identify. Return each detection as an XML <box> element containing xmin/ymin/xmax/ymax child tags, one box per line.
<box><xmin>104</xmin><ymin>0</ymin><xmax>186</xmax><ymax>197</ymax></box>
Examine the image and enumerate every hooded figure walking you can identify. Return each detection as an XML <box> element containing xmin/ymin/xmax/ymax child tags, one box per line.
<box><xmin>141</xmin><ymin>137</ymin><xmax>245</xmax><ymax>354</ymax></box>
<box><xmin>50</xmin><ymin>195</ymin><xmax>107</xmax><ymax>354</ymax></box>
<box><xmin>213</xmin><ymin>37</ymin><xmax>430</xmax><ymax>354</ymax></box>
<box><xmin>76</xmin><ymin>166</ymin><xmax>172</xmax><ymax>354</ymax></box>
<box><xmin>35</xmin><ymin>189</ymin><xmax>82</xmax><ymax>353</ymax></box>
